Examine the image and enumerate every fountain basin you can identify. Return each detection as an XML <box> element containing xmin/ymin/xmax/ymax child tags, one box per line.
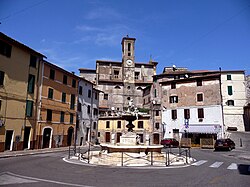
<box><xmin>100</xmin><ymin>144</ymin><xmax>164</xmax><ymax>153</ymax></box>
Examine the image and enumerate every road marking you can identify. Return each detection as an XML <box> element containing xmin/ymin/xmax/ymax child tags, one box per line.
<box><xmin>209</xmin><ymin>162</ymin><xmax>223</xmax><ymax>168</ymax></box>
<box><xmin>191</xmin><ymin>160</ymin><xmax>207</xmax><ymax>166</ymax></box>
<box><xmin>2</xmin><ymin>172</ymin><xmax>94</xmax><ymax>187</ymax></box>
<box><xmin>227</xmin><ymin>163</ymin><xmax>238</xmax><ymax>170</ymax></box>
<box><xmin>0</xmin><ymin>173</ymin><xmax>37</xmax><ymax>185</ymax></box>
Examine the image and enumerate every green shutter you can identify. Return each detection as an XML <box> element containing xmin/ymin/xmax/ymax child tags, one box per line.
<box><xmin>228</xmin><ymin>86</ymin><xmax>233</xmax><ymax>95</ymax></box>
<box><xmin>28</xmin><ymin>74</ymin><xmax>35</xmax><ymax>93</ymax></box>
<box><xmin>26</xmin><ymin>100</ymin><xmax>33</xmax><ymax>117</ymax></box>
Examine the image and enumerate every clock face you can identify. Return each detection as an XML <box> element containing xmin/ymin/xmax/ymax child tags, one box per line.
<box><xmin>126</xmin><ymin>59</ymin><xmax>133</xmax><ymax>66</ymax></box>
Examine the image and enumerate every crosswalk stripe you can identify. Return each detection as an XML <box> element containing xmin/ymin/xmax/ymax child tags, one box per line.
<box><xmin>209</xmin><ymin>162</ymin><xmax>223</xmax><ymax>168</ymax></box>
<box><xmin>191</xmin><ymin>160</ymin><xmax>207</xmax><ymax>166</ymax></box>
<box><xmin>227</xmin><ymin>163</ymin><xmax>238</xmax><ymax>170</ymax></box>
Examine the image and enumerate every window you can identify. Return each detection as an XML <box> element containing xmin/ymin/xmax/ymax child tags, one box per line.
<box><xmin>114</xmin><ymin>70</ymin><xmax>119</xmax><ymax>78</ymax></box>
<box><xmin>0</xmin><ymin>40</ymin><xmax>12</xmax><ymax>58</ymax></box>
<box><xmin>49</xmin><ymin>69</ymin><xmax>55</xmax><ymax>80</ymax></box>
<box><xmin>170</xmin><ymin>96</ymin><xmax>178</xmax><ymax>103</ymax></box>
<box><xmin>198</xmin><ymin>108</ymin><xmax>204</xmax><ymax>119</ymax></box>
<box><xmin>93</xmin><ymin>108</ymin><xmax>98</xmax><ymax>116</ymax></box>
<box><xmin>227</xmin><ymin>100</ymin><xmax>234</xmax><ymax>106</ymax></box>
<box><xmin>184</xmin><ymin>109</ymin><xmax>190</xmax><ymax>119</ymax></box>
<box><xmin>174</xmin><ymin>75</ymin><xmax>180</xmax><ymax>80</ymax></box>
<box><xmin>63</xmin><ymin>75</ymin><xmax>67</xmax><ymax>85</ymax></box>
<box><xmin>227</xmin><ymin>75</ymin><xmax>232</xmax><ymax>80</ymax></box>
<box><xmin>87</xmin><ymin>105</ymin><xmax>91</xmax><ymax>114</ymax></box>
<box><xmin>155</xmin><ymin>122</ymin><xmax>159</xmax><ymax>129</ymax></box>
<box><xmin>128</xmin><ymin>43</ymin><xmax>131</xmax><ymax>51</ymax></box>
<box><xmin>106</xmin><ymin>121</ymin><xmax>110</xmax><ymax>128</ymax></box>
<box><xmin>70</xmin><ymin>113</ymin><xmax>74</xmax><ymax>124</ymax></box>
<box><xmin>47</xmin><ymin>109</ymin><xmax>52</xmax><ymax>121</ymax></box>
<box><xmin>197</xmin><ymin>93</ymin><xmax>203</xmax><ymax>102</ymax></box>
<box><xmin>27</xmin><ymin>74</ymin><xmax>35</xmax><ymax>93</ymax></box>
<box><xmin>117</xmin><ymin>121</ymin><xmax>121</xmax><ymax>128</ymax></box>
<box><xmin>135</xmin><ymin>72</ymin><xmax>140</xmax><ymax>80</ymax></box>
<box><xmin>26</xmin><ymin>100</ymin><xmax>33</xmax><ymax>117</ymax></box>
<box><xmin>72</xmin><ymin>79</ymin><xmax>76</xmax><ymax>88</ymax></box>
<box><xmin>88</xmin><ymin>90</ymin><xmax>91</xmax><ymax>98</ymax></box>
<box><xmin>197</xmin><ymin>79</ymin><xmax>202</xmax><ymax>86</ymax></box>
<box><xmin>95</xmin><ymin>92</ymin><xmax>98</xmax><ymax>100</ymax></box>
<box><xmin>60</xmin><ymin>111</ymin><xmax>65</xmax><ymax>122</ymax></box>
<box><xmin>62</xmin><ymin>92</ymin><xmax>66</xmax><ymax>103</ymax></box>
<box><xmin>172</xmin><ymin>110</ymin><xmax>177</xmax><ymax>120</ymax></box>
<box><xmin>171</xmin><ymin>82</ymin><xmax>176</xmax><ymax>89</ymax></box>
<box><xmin>29</xmin><ymin>55</ymin><xmax>37</xmax><ymax>68</ymax></box>
<box><xmin>48</xmin><ymin>88</ymin><xmax>54</xmax><ymax>99</ymax></box>
<box><xmin>138</xmin><ymin>121</ymin><xmax>144</xmax><ymax>128</ymax></box>
<box><xmin>77</xmin><ymin>103</ymin><xmax>81</xmax><ymax>112</ymax></box>
<box><xmin>155</xmin><ymin>110</ymin><xmax>160</xmax><ymax>116</ymax></box>
<box><xmin>70</xmin><ymin>94</ymin><xmax>75</xmax><ymax>109</ymax></box>
<box><xmin>104</xmin><ymin>94</ymin><xmax>108</xmax><ymax>100</ymax></box>
<box><xmin>0</xmin><ymin>71</ymin><xmax>5</xmax><ymax>86</ymax></box>
<box><xmin>79</xmin><ymin>86</ymin><xmax>82</xmax><ymax>95</ymax></box>
<box><xmin>228</xmin><ymin>86</ymin><xmax>233</xmax><ymax>95</ymax></box>
<box><xmin>93</xmin><ymin>122</ymin><xmax>97</xmax><ymax>130</ymax></box>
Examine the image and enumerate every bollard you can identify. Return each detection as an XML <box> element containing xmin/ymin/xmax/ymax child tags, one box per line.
<box><xmin>121</xmin><ymin>152</ymin><xmax>123</xmax><ymax>167</ymax></box>
<box><xmin>168</xmin><ymin>150</ymin><xmax>170</xmax><ymax>166</ymax></box>
<box><xmin>240</xmin><ymin>138</ymin><xmax>242</xmax><ymax>147</ymax></box>
<box><xmin>68</xmin><ymin>146</ymin><xmax>70</xmax><ymax>159</ymax></box>
<box><xmin>151</xmin><ymin>151</ymin><xmax>153</xmax><ymax>166</ymax></box>
<box><xmin>185</xmin><ymin>150</ymin><xmax>188</xmax><ymax>164</ymax></box>
<box><xmin>165</xmin><ymin>151</ymin><xmax>168</xmax><ymax>166</ymax></box>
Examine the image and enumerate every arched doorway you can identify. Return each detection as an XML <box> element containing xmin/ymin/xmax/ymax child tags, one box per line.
<box><xmin>67</xmin><ymin>127</ymin><xmax>74</xmax><ymax>146</ymax></box>
<box><xmin>42</xmin><ymin>128</ymin><xmax>52</xmax><ymax>148</ymax></box>
<box><xmin>153</xmin><ymin>134</ymin><xmax>160</xmax><ymax>145</ymax></box>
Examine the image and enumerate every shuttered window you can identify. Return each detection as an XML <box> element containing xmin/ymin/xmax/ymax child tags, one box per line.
<box><xmin>27</xmin><ymin>74</ymin><xmax>35</xmax><ymax>93</ymax></box>
<box><xmin>26</xmin><ymin>100</ymin><xmax>33</xmax><ymax>117</ymax></box>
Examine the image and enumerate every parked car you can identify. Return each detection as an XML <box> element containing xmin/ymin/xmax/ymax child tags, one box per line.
<box><xmin>161</xmin><ymin>138</ymin><xmax>179</xmax><ymax>148</ymax></box>
<box><xmin>214</xmin><ymin>138</ymin><xmax>235</xmax><ymax>151</ymax></box>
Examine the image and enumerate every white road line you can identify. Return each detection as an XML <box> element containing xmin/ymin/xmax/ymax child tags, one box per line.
<box><xmin>209</xmin><ymin>162</ymin><xmax>223</xmax><ymax>168</ymax></box>
<box><xmin>5</xmin><ymin>172</ymin><xmax>94</xmax><ymax>187</ymax></box>
<box><xmin>191</xmin><ymin>160</ymin><xmax>207</xmax><ymax>166</ymax></box>
<box><xmin>227</xmin><ymin>163</ymin><xmax>238</xmax><ymax>170</ymax></box>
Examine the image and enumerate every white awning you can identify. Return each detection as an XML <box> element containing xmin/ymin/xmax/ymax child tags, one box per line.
<box><xmin>180</xmin><ymin>125</ymin><xmax>221</xmax><ymax>134</ymax></box>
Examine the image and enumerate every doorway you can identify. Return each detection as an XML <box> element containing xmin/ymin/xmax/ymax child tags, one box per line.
<box><xmin>42</xmin><ymin>128</ymin><xmax>52</xmax><ymax>148</ymax></box>
<box><xmin>23</xmin><ymin>127</ymin><xmax>31</xmax><ymax>149</ymax></box>
<box><xmin>105</xmin><ymin>132</ymin><xmax>110</xmax><ymax>143</ymax></box>
<box><xmin>116</xmin><ymin>132</ymin><xmax>122</xmax><ymax>143</ymax></box>
<box><xmin>153</xmin><ymin>134</ymin><xmax>160</xmax><ymax>144</ymax></box>
<box><xmin>5</xmin><ymin>130</ymin><xmax>14</xmax><ymax>150</ymax></box>
<box><xmin>67</xmin><ymin>127</ymin><xmax>74</xmax><ymax>146</ymax></box>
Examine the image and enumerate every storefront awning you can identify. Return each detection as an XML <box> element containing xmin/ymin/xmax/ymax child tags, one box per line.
<box><xmin>180</xmin><ymin>125</ymin><xmax>221</xmax><ymax>134</ymax></box>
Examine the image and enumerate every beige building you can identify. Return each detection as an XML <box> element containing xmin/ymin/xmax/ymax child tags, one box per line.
<box><xmin>36</xmin><ymin>61</ymin><xmax>78</xmax><ymax>149</ymax></box>
<box><xmin>0</xmin><ymin>32</ymin><xmax>45</xmax><ymax>152</ymax></box>
<box><xmin>80</xmin><ymin>36</ymin><xmax>159</xmax><ymax>144</ymax></box>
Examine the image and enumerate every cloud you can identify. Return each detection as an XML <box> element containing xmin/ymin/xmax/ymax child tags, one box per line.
<box><xmin>84</xmin><ymin>7</ymin><xmax>122</xmax><ymax>20</ymax></box>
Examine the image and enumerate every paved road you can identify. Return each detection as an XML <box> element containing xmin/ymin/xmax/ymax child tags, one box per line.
<box><xmin>0</xmin><ymin>148</ymin><xmax>249</xmax><ymax>187</ymax></box>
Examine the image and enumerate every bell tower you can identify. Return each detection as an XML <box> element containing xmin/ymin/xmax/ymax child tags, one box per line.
<box><xmin>122</xmin><ymin>36</ymin><xmax>136</xmax><ymax>109</ymax></box>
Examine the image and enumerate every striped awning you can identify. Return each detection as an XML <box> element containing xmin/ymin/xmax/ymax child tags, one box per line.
<box><xmin>180</xmin><ymin>125</ymin><xmax>221</xmax><ymax>134</ymax></box>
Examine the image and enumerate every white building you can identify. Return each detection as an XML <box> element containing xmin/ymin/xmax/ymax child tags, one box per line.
<box><xmin>76</xmin><ymin>78</ymin><xmax>100</xmax><ymax>145</ymax></box>
<box><xmin>220</xmin><ymin>71</ymin><xmax>247</xmax><ymax>131</ymax></box>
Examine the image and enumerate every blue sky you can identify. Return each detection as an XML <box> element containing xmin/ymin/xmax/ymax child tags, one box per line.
<box><xmin>1</xmin><ymin>0</ymin><xmax>250</xmax><ymax>75</ymax></box>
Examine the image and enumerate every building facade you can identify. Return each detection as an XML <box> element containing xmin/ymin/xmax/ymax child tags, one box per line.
<box><xmin>76</xmin><ymin>78</ymin><xmax>100</xmax><ymax>146</ymax></box>
<box><xmin>80</xmin><ymin>36</ymin><xmax>158</xmax><ymax>145</ymax></box>
<box><xmin>36</xmin><ymin>61</ymin><xmax>78</xmax><ymax>149</ymax></box>
<box><xmin>0</xmin><ymin>32</ymin><xmax>45</xmax><ymax>152</ymax></box>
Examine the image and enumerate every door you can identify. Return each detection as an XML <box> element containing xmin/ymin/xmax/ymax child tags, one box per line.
<box><xmin>116</xmin><ymin>132</ymin><xmax>122</xmax><ymax>143</ymax></box>
<box><xmin>23</xmin><ymin>127</ymin><xmax>31</xmax><ymax>149</ymax></box>
<box><xmin>42</xmin><ymin>128</ymin><xmax>51</xmax><ymax>148</ymax></box>
<box><xmin>67</xmin><ymin>127</ymin><xmax>74</xmax><ymax>146</ymax></box>
<box><xmin>153</xmin><ymin>134</ymin><xmax>160</xmax><ymax>144</ymax></box>
<box><xmin>5</xmin><ymin>130</ymin><xmax>14</xmax><ymax>150</ymax></box>
<box><xmin>105</xmin><ymin>132</ymin><xmax>110</xmax><ymax>143</ymax></box>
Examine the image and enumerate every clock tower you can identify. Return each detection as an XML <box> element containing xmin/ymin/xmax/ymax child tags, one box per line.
<box><xmin>121</xmin><ymin>36</ymin><xmax>136</xmax><ymax>109</ymax></box>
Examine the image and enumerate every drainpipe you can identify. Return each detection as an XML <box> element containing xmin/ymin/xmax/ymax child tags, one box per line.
<box><xmin>219</xmin><ymin>68</ymin><xmax>225</xmax><ymax>138</ymax></box>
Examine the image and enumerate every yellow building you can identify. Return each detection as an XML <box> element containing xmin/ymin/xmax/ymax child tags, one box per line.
<box><xmin>36</xmin><ymin>61</ymin><xmax>78</xmax><ymax>149</ymax></box>
<box><xmin>98</xmin><ymin>116</ymin><xmax>153</xmax><ymax>144</ymax></box>
<box><xmin>0</xmin><ymin>32</ymin><xmax>45</xmax><ymax>152</ymax></box>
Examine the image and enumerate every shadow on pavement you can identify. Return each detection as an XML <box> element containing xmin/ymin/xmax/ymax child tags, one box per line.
<box><xmin>238</xmin><ymin>164</ymin><xmax>250</xmax><ymax>175</ymax></box>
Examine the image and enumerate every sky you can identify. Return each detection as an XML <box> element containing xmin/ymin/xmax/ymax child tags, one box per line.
<box><xmin>1</xmin><ymin>0</ymin><xmax>250</xmax><ymax>75</ymax></box>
